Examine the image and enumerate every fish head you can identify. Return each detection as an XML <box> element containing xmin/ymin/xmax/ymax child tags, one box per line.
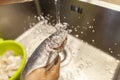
<box><xmin>48</xmin><ymin>29</ymin><xmax>67</xmax><ymax>52</ymax></box>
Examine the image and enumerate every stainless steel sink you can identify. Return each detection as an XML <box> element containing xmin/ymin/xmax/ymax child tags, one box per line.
<box><xmin>1</xmin><ymin>0</ymin><xmax>120</xmax><ymax>80</ymax></box>
<box><xmin>16</xmin><ymin>22</ymin><xmax>119</xmax><ymax>80</ymax></box>
<box><xmin>38</xmin><ymin>0</ymin><xmax>120</xmax><ymax>79</ymax></box>
<box><xmin>0</xmin><ymin>1</ymin><xmax>38</xmax><ymax>39</ymax></box>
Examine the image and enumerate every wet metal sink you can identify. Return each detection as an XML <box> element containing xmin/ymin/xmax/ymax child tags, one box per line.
<box><xmin>16</xmin><ymin>22</ymin><xmax>119</xmax><ymax>80</ymax></box>
<box><xmin>39</xmin><ymin>0</ymin><xmax>120</xmax><ymax>79</ymax></box>
<box><xmin>18</xmin><ymin>0</ymin><xmax>120</xmax><ymax>80</ymax></box>
<box><xmin>59</xmin><ymin>35</ymin><xmax>119</xmax><ymax>80</ymax></box>
<box><xmin>1</xmin><ymin>0</ymin><xmax>120</xmax><ymax>80</ymax></box>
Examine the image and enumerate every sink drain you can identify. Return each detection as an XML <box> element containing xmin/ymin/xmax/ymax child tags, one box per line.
<box><xmin>59</xmin><ymin>47</ymin><xmax>72</xmax><ymax>67</ymax></box>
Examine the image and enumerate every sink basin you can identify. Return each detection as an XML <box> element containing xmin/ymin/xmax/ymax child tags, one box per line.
<box><xmin>1</xmin><ymin>0</ymin><xmax>120</xmax><ymax>79</ymax></box>
<box><xmin>16</xmin><ymin>22</ymin><xmax>119</xmax><ymax>80</ymax></box>
<box><xmin>16</xmin><ymin>0</ymin><xmax>120</xmax><ymax>79</ymax></box>
<box><xmin>38</xmin><ymin>1</ymin><xmax>120</xmax><ymax>79</ymax></box>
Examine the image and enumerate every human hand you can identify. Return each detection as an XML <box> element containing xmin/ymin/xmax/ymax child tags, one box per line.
<box><xmin>25</xmin><ymin>56</ymin><xmax>60</xmax><ymax>80</ymax></box>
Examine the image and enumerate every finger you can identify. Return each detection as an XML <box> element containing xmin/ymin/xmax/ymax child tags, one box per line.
<box><xmin>49</xmin><ymin>56</ymin><xmax>60</xmax><ymax>72</ymax></box>
<box><xmin>47</xmin><ymin>56</ymin><xmax>61</xmax><ymax>80</ymax></box>
<box><xmin>25</xmin><ymin>68</ymin><xmax>46</xmax><ymax>80</ymax></box>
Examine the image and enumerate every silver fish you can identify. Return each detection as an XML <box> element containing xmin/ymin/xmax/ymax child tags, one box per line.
<box><xmin>21</xmin><ymin>29</ymin><xmax>67</xmax><ymax>80</ymax></box>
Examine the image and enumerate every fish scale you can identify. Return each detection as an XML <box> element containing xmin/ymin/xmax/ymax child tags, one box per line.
<box><xmin>21</xmin><ymin>29</ymin><xmax>67</xmax><ymax>80</ymax></box>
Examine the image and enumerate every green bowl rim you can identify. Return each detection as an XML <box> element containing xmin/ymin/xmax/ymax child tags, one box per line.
<box><xmin>0</xmin><ymin>40</ymin><xmax>27</xmax><ymax>80</ymax></box>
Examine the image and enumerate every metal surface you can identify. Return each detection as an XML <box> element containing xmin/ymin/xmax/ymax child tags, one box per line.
<box><xmin>1</xmin><ymin>0</ymin><xmax>120</xmax><ymax>79</ymax></box>
<box><xmin>40</xmin><ymin>0</ymin><xmax>120</xmax><ymax>60</ymax></box>
<box><xmin>16</xmin><ymin>22</ymin><xmax>119</xmax><ymax>80</ymax></box>
<box><xmin>0</xmin><ymin>1</ymin><xmax>38</xmax><ymax>39</ymax></box>
<box><xmin>35</xmin><ymin>0</ymin><xmax>120</xmax><ymax>79</ymax></box>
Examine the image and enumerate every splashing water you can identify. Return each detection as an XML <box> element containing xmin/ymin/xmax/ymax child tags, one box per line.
<box><xmin>92</xmin><ymin>39</ymin><xmax>95</xmax><ymax>43</ymax></box>
<box><xmin>92</xmin><ymin>30</ymin><xmax>95</xmax><ymax>33</ymax></box>
<box><xmin>81</xmin><ymin>31</ymin><xmax>84</xmax><ymax>34</ymax></box>
<box><xmin>75</xmin><ymin>34</ymin><xmax>79</xmax><ymax>38</ymax></box>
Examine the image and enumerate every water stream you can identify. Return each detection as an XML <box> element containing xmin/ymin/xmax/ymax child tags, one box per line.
<box><xmin>54</xmin><ymin>0</ymin><xmax>60</xmax><ymax>24</ymax></box>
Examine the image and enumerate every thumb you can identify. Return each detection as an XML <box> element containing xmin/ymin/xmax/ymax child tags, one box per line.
<box><xmin>25</xmin><ymin>68</ymin><xmax>46</xmax><ymax>80</ymax></box>
<box><xmin>47</xmin><ymin>56</ymin><xmax>61</xmax><ymax>80</ymax></box>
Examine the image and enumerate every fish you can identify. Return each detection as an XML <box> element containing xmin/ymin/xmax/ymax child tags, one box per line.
<box><xmin>21</xmin><ymin>29</ymin><xmax>67</xmax><ymax>80</ymax></box>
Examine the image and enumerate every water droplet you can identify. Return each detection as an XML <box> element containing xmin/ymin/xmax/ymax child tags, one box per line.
<box><xmin>92</xmin><ymin>39</ymin><xmax>95</xmax><ymax>43</ymax></box>
<box><xmin>75</xmin><ymin>35</ymin><xmax>79</xmax><ymax>37</ymax></box>
<box><xmin>91</xmin><ymin>26</ymin><xmax>94</xmax><ymax>28</ymax></box>
<box><xmin>85</xmin><ymin>42</ymin><xmax>88</xmax><ymax>45</ymax></box>
<box><xmin>116</xmin><ymin>60</ymin><xmax>119</xmax><ymax>63</ymax></box>
<box><xmin>83</xmin><ymin>26</ymin><xmax>87</xmax><ymax>30</ymax></box>
<box><xmin>117</xmin><ymin>54</ymin><xmax>120</xmax><ymax>56</ymax></box>
<box><xmin>68</xmin><ymin>29</ymin><xmax>72</xmax><ymax>33</ymax></box>
<box><xmin>109</xmin><ymin>48</ymin><xmax>112</xmax><ymax>51</ymax></box>
<box><xmin>23</xmin><ymin>27</ymin><xmax>26</xmax><ymax>31</ymax></box>
<box><xmin>81</xmin><ymin>31</ymin><xmax>84</xmax><ymax>34</ymax></box>
<box><xmin>75</xmin><ymin>29</ymin><xmax>78</xmax><ymax>32</ymax></box>
<box><xmin>89</xmin><ymin>26</ymin><xmax>92</xmax><ymax>29</ymax></box>
<box><xmin>114</xmin><ymin>43</ymin><xmax>118</xmax><ymax>45</ymax></box>
<box><xmin>63</xmin><ymin>22</ymin><xmax>69</xmax><ymax>26</ymax></box>
<box><xmin>45</xmin><ymin>16</ymin><xmax>50</xmax><ymax>20</ymax></box>
<box><xmin>63</xmin><ymin>17</ymin><xmax>66</xmax><ymax>19</ymax></box>
<box><xmin>32</xmin><ymin>23</ymin><xmax>36</xmax><ymax>26</ymax></box>
<box><xmin>78</xmin><ymin>16</ymin><xmax>80</xmax><ymax>19</ymax></box>
<box><xmin>74</xmin><ymin>27</ymin><xmax>77</xmax><ymax>30</ymax></box>
<box><xmin>92</xmin><ymin>30</ymin><xmax>95</xmax><ymax>33</ymax></box>
<box><xmin>110</xmin><ymin>51</ymin><xmax>113</xmax><ymax>53</ymax></box>
<box><xmin>71</xmin><ymin>26</ymin><xmax>74</xmax><ymax>28</ymax></box>
<box><xmin>81</xmin><ymin>40</ymin><xmax>84</xmax><ymax>42</ymax></box>
<box><xmin>74</xmin><ymin>27</ymin><xmax>78</xmax><ymax>32</ymax></box>
<box><xmin>37</xmin><ymin>16</ymin><xmax>41</xmax><ymax>21</ymax></box>
<box><xmin>78</xmin><ymin>64</ymin><xmax>84</xmax><ymax>69</ymax></box>
<box><xmin>93</xmin><ymin>18</ymin><xmax>95</xmax><ymax>21</ymax></box>
<box><xmin>29</xmin><ymin>25</ymin><xmax>32</xmax><ymax>28</ymax></box>
<box><xmin>47</xmin><ymin>14</ymin><xmax>50</xmax><ymax>17</ymax></box>
<box><xmin>34</xmin><ymin>15</ymin><xmax>37</xmax><ymax>18</ymax></box>
<box><xmin>87</xmin><ymin>22</ymin><xmax>89</xmax><ymax>24</ymax></box>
